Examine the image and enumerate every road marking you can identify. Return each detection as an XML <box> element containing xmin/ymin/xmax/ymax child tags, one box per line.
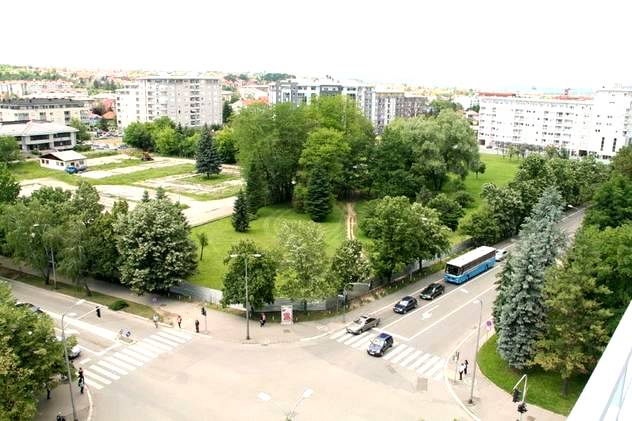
<box><xmin>141</xmin><ymin>338</ymin><xmax>172</xmax><ymax>352</ymax></box>
<box><xmin>121</xmin><ymin>347</ymin><xmax>151</xmax><ymax>362</ymax></box>
<box><xmin>344</xmin><ymin>332</ymin><xmax>370</xmax><ymax>345</ymax></box>
<box><xmin>407</xmin><ymin>284</ymin><xmax>497</xmax><ymax>341</ymax></box>
<box><xmin>425</xmin><ymin>360</ymin><xmax>445</xmax><ymax>378</ymax></box>
<box><xmin>97</xmin><ymin>360</ymin><xmax>128</xmax><ymax>375</ymax></box>
<box><xmin>131</xmin><ymin>343</ymin><xmax>160</xmax><ymax>357</ymax></box>
<box><xmin>150</xmin><ymin>334</ymin><xmax>179</xmax><ymax>347</ymax></box>
<box><xmin>408</xmin><ymin>353</ymin><xmax>431</xmax><ymax>370</ymax></box>
<box><xmin>83</xmin><ymin>378</ymin><xmax>103</xmax><ymax>390</ymax></box>
<box><xmin>113</xmin><ymin>352</ymin><xmax>144</xmax><ymax>367</ymax></box>
<box><xmin>336</xmin><ymin>333</ymin><xmax>353</xmax><ymax>343</ymax></box>
<box><xmin>421</xmin><ymin>305</ymin><xmax>439</xmax><ymax>320</ymax></box>
<box><xmin>391</xmin><ymin>346</ymin><xmax>415</xmax><ymax>364</ymax></box>
<box><xmin>417</xmin><ymin>356</ymin><xmax>440</xmax><ymax>376</ymax></box>
<box><xmin>163</xmin><ymin>330</ymin><xmax>192</xmax><ymax>340</ymax></box>
<box><xmin>383</xmin><ymin>344</ymin><xmax>408</xmax><ymax>361</ymax></box>
<box><xmin>352</xmin><ymin>334</ymin><xmax>376</xmax><ymax>349</ymax></box>
<box><xmin>96</xmin><ymin>342</ymin><xmax>121</xmax><ymax>356</ymax></box>
<box><xmin>157</xmin><ymin>331</ymin><xmax>187</xmax><ymax>343</ymax></box>
<box><xmin>78</xmin><ymin>344</ymin><xmax>100</xmax><ymax>355</ymax></box>
<box><xmin>79</xmin><ymin>358</ymin><xmax>92</xmax><ymax>365</ymax></box>
<box><xmin>46</xmin><ymin>311</ymin><xmax>117</xmax><ymax>342</ymax></box>
<box><xmin>83</xmin><ymin>370</ymin><xmax>111</xmax><ymax>385</ymax></box>
<box><xmin>300</xmin><ymin>331</ymin><xmax>329</xmax><ymax>342</ymax></box>
<box><xmin>329</xmin><ymin>330</ymin><xmax>347</xmax><ymax>340</ymax></box>
<box><xmin>460</xmin><ymin>289</ymin><xmax>469</xmax><ymax>294</ymax></box>
<box><xmin>89</xmin><ymin>364</ymin><xmax>120</xmax><ymax>380</ymax></box>
<box><xmin>400</xmin><ymin>350</ymin><xmax>423</xmax><ymax>367</ymax></box>
<box><xmin>105</xmin><ymin>356</ymin><xmax>136</xmax><ymax>371</ymax></box>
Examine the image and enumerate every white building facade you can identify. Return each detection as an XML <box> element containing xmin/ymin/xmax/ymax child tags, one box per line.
<box><xmin>0</xmin><ymin>98</ymin><xmax>90</xmax><ymax>125</ymax></box>
<box><xmin>0</xmin><ymin>120</ymin><xmax>77</xmax><ymax>152</ymax></box>
<box><xmin>372</xmin><ymin>91</ymin><xmax>429</xmax><ymax>133</ymax></box>
<box><xmin>116</xmin><ymin>76</ymin><xmax>222</xmax><ymax>128</ymax></box>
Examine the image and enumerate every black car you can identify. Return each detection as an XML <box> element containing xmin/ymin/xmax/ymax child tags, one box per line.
<box><xmin>16</xmin><ymin>302</ymin><xmax>44</xmax><ymax>314</ymax></box>
<box><xmin>393</xmin><ymin>296</ymin><xmax>417</xmax><ymax>314</ymax></box>
<box><xmin>367</xmin><ymin>333</ymin><xmax>394</xmax><ymax>357</ymax></box>
<box><xmin>420</xmin><ymin>283</ymin><xmax>445</xmax><ymax>300</ymax></box>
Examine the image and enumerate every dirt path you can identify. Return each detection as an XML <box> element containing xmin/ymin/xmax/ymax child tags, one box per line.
<box><xmin>346</xmin><ymin>202</ymin><xmax>357</xmax><ymax>240</ymax></box>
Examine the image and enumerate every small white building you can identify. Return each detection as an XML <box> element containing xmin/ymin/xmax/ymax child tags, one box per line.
<box><xmin>39</xmin><ymin>151</ymin><xmax>87</xmax><ymax>171</ymax></box>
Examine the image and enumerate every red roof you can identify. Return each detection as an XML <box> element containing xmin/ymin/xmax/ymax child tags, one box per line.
<box><xmin>102</xmin><ymin>111</ymin><xmax>116</xmax><ymax>120</ymax></box>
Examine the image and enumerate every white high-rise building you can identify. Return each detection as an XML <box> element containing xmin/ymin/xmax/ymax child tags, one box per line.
<box><xmin>116</xmin><ymin>75</ymin><xmax>222</xmax><ymax>128</ymax></box>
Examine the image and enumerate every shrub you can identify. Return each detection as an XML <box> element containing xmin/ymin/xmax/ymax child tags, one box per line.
<box><xmin>108</xmin><ymin>299</ymin><xmax>129</xmax><ymax>311</ymax></box>
<box><xmin>454</xmin><ymin>191</ymin><xmax>475</xmax><ymax>208</ymax></box>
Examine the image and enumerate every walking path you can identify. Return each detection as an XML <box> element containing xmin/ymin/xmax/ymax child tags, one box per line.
<box><xmin>345</xmin><ymin>202</ymin><xmax>357</xmax><ymax>240</ymax></box>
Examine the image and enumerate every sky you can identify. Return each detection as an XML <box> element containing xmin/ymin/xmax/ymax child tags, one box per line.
<box><xmin>4</xmin><ymin>0</ymin><xmax>631</xmax><ymax>91</ymax></box>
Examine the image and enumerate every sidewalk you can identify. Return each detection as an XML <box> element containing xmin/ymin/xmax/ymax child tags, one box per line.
<box><xmin>36</xmin><ymin>381</ymin><xmax>91</xmax><ymax>421</ymax></box>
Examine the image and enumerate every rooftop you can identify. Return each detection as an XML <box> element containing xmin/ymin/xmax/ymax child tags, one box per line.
<box><xmin>0</xmin><ymin>120</ymin><xmax>78</xmax><ymax>137</ymax></box>
<box><xmin>0</xmin><ymin>97</ymin><xmax>87</xmax><ymax>107</ymax></box>
<box><xmin>41</xmin><ymin>151</ymin><xmax>86</xmax><ymax>161</ymax></box>
<box><xmin>139</xmin><ymin>74</ymin><xmax>220</xmax><ymax>81</ymax></box>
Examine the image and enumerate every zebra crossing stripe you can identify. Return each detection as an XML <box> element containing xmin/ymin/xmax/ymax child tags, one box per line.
<box><xmin>391</xmin><ymin>347</ymin><xmax>415</xmax><ymax>364</ymax></box>
<box><xmin>163</xmin><ymin>329</ymin><xmax>192</xmax><ymax>340</ymax></box>
<box><xmin>84</xmin><ymin>378</ymin><xmax>103</xmax><ymax>390</ymax></box>
<box><xmin>344</xmin><ymin>332</ymin><xmax>370</xmax><ymax>345</ymax></box>
<box><xmin>384</xmin><ymin>344</ymin><xmax>408</xmax><ymax>361</ymax></box>
<box><xmin>417</xmin><ymin>356</ymin><xmax>440</xmax><ymax>376</ymax></box>
<box><xmin>142</xmin><ymin>338</ymin><xmax>173</xmax><ymax>351</ymax></box>
<box><xmin>337</xmin><ymin>333</ymin><xmax>353</xmax><ymax>343</ymax></box>
<box><xmin>329</xmin><ymin>330</ymin><xmax>346</xmax><ymax>340</ymax></box>
<box><xmin>400</xmin><ymin>350</ymin><xmax>423</xmax><ymax>368</ymax></box>
<box><xmin>122</xmin><ymin>347</ymin><xmax>152</xmax><ymax>362</ymax></box>
<box><xmin>131</xmin><ymin>343</ymin><xmax>160</xmax><ymax>357</ymax></box>
<box><xmin>83</xmin><ymin>370</ymin><xmax>111</xmax><ymax>385</ymax></box>
<box><xmin>98</xmin><ymin>360</ymin><xmax>128</xmax><ymax>375</ymax></box>
<box><xmin>157</xmin><ymin>331</ymin><xmax>187</xmax><ymax>344</ymax></box>
<box><xmin>114</xmin><ymin>352</ymin><xmax>144</xmax><ymax>367</ymax></box>
<box><xmin>90</xmin><ymin>364</ymin><xmax>120</xmax><ymax>380</ymax></box>
<box><xmin>352</xmin><ymin>335</ymin><xmax>375</xmax><ymax>349</ymax></box>
<box><xmin>105</xmin><ymin>356</ymin><xmax>136</xmax><ymax>371</ymax></box>
<box><xmin>425</xmin><ymin>360</ymin><xmax>445</xmax><ymax>378</ymax></box>
<box><xmin>434</xmin><ymin>370</ymin><xmax>445</xmax><ymax>382</ymax></box>
<box><xmin>150</xmin><ymin>334</ymin><xmax>179</xmax><ymax>347</ymax></box>
<box><xmin>408</xmin><ymin>353</ymin><xmax>431</xmax><ymax>370</ymax></box>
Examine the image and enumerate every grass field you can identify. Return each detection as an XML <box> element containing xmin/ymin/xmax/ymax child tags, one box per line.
<box><xmin>82</xmin><ymin>150</ymin><xmax>120</xmax><ymax>158</ymax></box>
<box><xmin>478</xmin><ymin>335</ymin><xmax>587</xmax><ymax>415</ymax></box>
<box><xmin>177</xmin><ymin>184</ymin><xmax>243</xmax><ymax>201</ymax></box>
<box><xmin>460</xmin><ymin>154</ymin><xmax>521</xmax><ymax>212</ymax></box>
<box><xmin>10</xmin><ymin>161</ymin><xmax>79</xmax><ymax>184</ymax></box>
<box><xmin>89</xmin><ymin>159</ymin><xmax>145</xmax><ymax>171</ymax></box>
<box><xmin>87</xmin><ymin>164</ymin><xmax>196</xmax><ymax>185</ymax></box>
<box><xmin>182</xmin><ymin>173</ymin><xmax>239</xmax><ymax>186</ymax></box>
<box><xmin>189</xmin><ymin>203</ymin><xmax>347</xmax><ymax>289</ymax></box>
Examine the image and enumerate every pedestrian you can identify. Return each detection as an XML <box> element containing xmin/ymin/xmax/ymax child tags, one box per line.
<box><xmin>78</xmin><ymin>376</ymin><xmax>85</xmax><ymax>394</ymax></box>
<box><xmin>195</xmin><ymin>319</ymin><xmax>200</xmax><ymax>333</ymax></box>
<box><xmin>177</xmin><ymin>315</ymin><xmax>182</xmax><ymax>328</ymax></box>
<box><xmin>260</xmin><ymin>312</ymin><xmax>266</xmax><ymax>327</ymax></box>
<box><xmin>464</xmin><ymin>359</ymin><xmax>469</xmax><ymax>376</ymax></box>
<box><xmin>153</xmin><ymin>313</ymin><xmax>159</xmax><ymax>328</ymax></box>
<box><xmin>78</xmin><ymin>367</ymin><xmax>84</xmax><ymax>380</ymax></box>
<box><xmin>56</xmin><ymin>412</ymin><xmax>66</xmax><ymax>421</ymax></box>
<box><xmin>46</xmin><ymin>385</ymin><xmax>51</xmax><ymax>400</ymax></box>
<box><xmin>458</xmin><ymin>363</ymin><xmax>465</xmax><ymax>381</ymax></box>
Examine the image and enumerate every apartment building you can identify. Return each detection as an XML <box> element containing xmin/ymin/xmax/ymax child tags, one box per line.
<box><xmin>0</xmin><ymin>120</ymin><xmax>77</xmax><ymax>152</ymax></box>
<box><xmin>478</xmin><ymin>86</ymin><xmax>632</xmax><ymax>159</ymax></box>
<box><xmin>371</xmin><ymin>91</ymin><xmax>429</xmax><ymax>133</ymax></box>
<box><xmin>116</xmin><ymin>75</ymin><xmax>222</xmax><ymax>128</ymax></box>
<box><xmin>0</xmin><ymin>98</ymin><xmax>90</xmax><ymax>125</ymax></box>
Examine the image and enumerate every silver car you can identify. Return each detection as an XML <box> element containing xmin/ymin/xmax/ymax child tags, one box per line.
<box><xmin>346</xmin><ymin>315</ymin><xmax>380</xmax><ymax>335</ymax></box>
<box><xmin>495</xmin><ymin>249</ymin><xmax>509</xmax><ymax>261</ymax></box>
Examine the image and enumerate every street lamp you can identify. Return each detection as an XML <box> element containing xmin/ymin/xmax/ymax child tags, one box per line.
<box><xmin>341</xmin><ymin>282</ymin><xmax>370</xmax><ymax>322</ymax></box>
<box><xmin>32</xmin><ymin>223</ymin><xmax>58</xmax><ymax>290</ymax></box>
<box><xmin>61</xmin><ymin>299</ymin><xmax>85</xmax><ymax>421</ymax></box>
<box><xmin>229</xmin><ymin>253</ymin><xmax>261</xmax><ymax>340</ymax></box>
<box><xmin>258</xmin><ymin>388</ymin><xmax>314</xmax><ymax>420</ymax></box>
<box><xmin>469</xmin><ymin>299</ymin><xmax>484</xmax><ymax>405</ymax></box>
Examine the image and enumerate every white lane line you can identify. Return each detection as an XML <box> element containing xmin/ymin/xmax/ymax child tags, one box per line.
<box><xmin>329</xmin><ymin>330</ymin><xmax>347</xmax><ymax>340</ymax></box>
<box><xmin>344</xmin><ymin>332</ymin><xmax>370</xmax><ymax>345</ymax></box>
<box><xmin>407</xmin><ymin>284</ymin><xmax>497</xmax><ymax>341</ymax></box>
<box><xmin>97</xmin><ymin>360</ymin><xmax>128</xmax><ymax>375</ymax></box>
<box><xmin>157</xmin><ymin>331</ymin><xmax>187</xmax><ymax>344</ymax></box>
<box><xmin>83</xmin><ymin>370</ymin><xmax>112</xmax><ymax>385</ymax></box>
<box><xmin>121</xmin><ymin>347</ymin><xmax>151</xmax><ymax>362</ymax></box>
<box><xmin>77</xmin><ymin>344</ymin><xmax>100</xmax><ymax>355</ymax></box>
<box><xmin>89</xmin><ymin>364</ymin><xmax>120</xmax><ymax>380</ymax></box>
<box><xmin>163</xmin><ymin>329</ymin><xmax>192</xmax><ymax>340</ymax></box>
<box><xmin>105</xmin><ymin>356</ymin><xmax>136</xmax><ymax>371</ymax></box>
<box><xmin>400</xmin><ymin>350</ymin><xmax>423</xmax><ymax>367</ymax></box>
<box><xmin>460</xmin><ymin>289</ymin><xmax>469</xmax><ymax>294</ymax></box>
<box><xmin>95</xmin><ymin>343</ymin><xmax>121</xmax><ymax>357</ymax></box>
<box><xmin>417</xmin><ymin>356</ymin><xmax>440</xmax><ymax>376</ymax></box>
<box><xmin>79</xmin><ymin>358</ymin><xmax>92</xmax><ymax>365</ymax></box>
<box><xmin>130</xmin><ymin>343</ymin><xmax>160</xmax><ymax>357</ymax></box>
<box><xmin>113</xmin><ymin>352</ymin><xmax>143</xmax><ymax>367</ymax></box>
<box><xmin>391</xmin><ymin>346</ymin><xmax>416</xmax><ymax>364</ymax></box>
<box><xmin>434</xmin><ymin>371</ymin><xmax>444</xmax><ymax>382</ymax></box>
<box><xmin>408</xmin><ymin>353</ymin><xmax>431</xmax><ymax>370</ymax></box>
<box><xmin>425</xmin><ymin>360</ymin><xmax>445</xmax><ymax>378</ymax></box>
<box><xmin>352</xmin><ymin>334</ymin><xmax>376</xmax><ymax>349</ymax></box>
<box><xmin>336</xmin><ymin>333</ymin><xmax>353</xmax><ymax>343</ymax></box>
<box><xmin>83</xmin><ymin>378</ymin><xmax>103</xmax><ymax>390</ymax></box>
<box><xmin>46</xmin><ymin>311</ymin><xmax>118</xmax><ymax>342</ymax></box>
<box><xmin>150</xmin><ymin>334</ymin><xmax>179</xmax><ymax>347</ymax></box>
<box><xmin>140</xmin><ymin>338</ymin><xmax>172</xmax><ymax>352</ymax></box>
<box><xmin>383</xmin><ymin>344</ymin><xmax>409</xmax><ymax>361</ymax></box>
<box><xmin>373</xmin><ymin>329</ymin><xmax>409</xmax><ymax>342</ymax></box>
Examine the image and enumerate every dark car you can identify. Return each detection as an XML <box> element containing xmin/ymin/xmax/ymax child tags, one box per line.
<box><xmin>346</xmin><ymin>315</ymin><xmax>380</xmax><ymax>335</ymax></box>
<box><xmin>393</xmin><ymin>296</ymin><xmax>417</xmax><ymax>314</ymax></box>
<box><xmin>16</xmin><ymin>302</ymin><xmax>44</xmax><ymax>314</ymax></box>
<box><xmin>367</xmin><ymin>333</ymin><xmax>394</xmax><ymax>357</ymax></box>
<box><xmin>420</xmin><ymin>283</ymin><xmax>445</xmax><ymax>300</ymax></box>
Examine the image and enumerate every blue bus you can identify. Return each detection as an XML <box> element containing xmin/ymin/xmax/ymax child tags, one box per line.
<box><xmin>444</xmin><ymin>246</ymin><xmax>496</xmax><ymax>284</ymax></box>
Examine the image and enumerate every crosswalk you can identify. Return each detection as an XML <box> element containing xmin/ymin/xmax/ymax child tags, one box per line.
<box><xmin>328</xmin><ymin>329</ymin><xmax>445</xmax><ymax>382</ymax></box>
<box><xmin>82</xmin><ymin>329</ymin><xmax>192</xmax><ymax>391</ymax></box>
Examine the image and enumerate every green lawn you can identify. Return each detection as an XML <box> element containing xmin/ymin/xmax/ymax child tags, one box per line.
<box><xmin>189</xmin><ymin>203</ymin><xmax>347</xmax><ymax>289</ymax></box>
<box><xmin>82</xmin><ymin>150</ymin><xmax>120</xmax><ymax>158</ymax></box>
<box><xmin>478</xmin><ymin>335</ymin><xmax>587</xmax><ymax>415</ymax></box>
<box><xmin>10</xmin><ymin>161</ymin><xmax>79</xmax><ymax>184</ymax></box>
<box><xmin>177</xmin><ymin>184</ymin><xmax>243</xmax><ymax>201</ymax></box>
<box><xmin>460</xmin><ymin>154</ymin><xmax>521</xmax><ymax>212</ymax></box>
<box><xmin>89</xmin><ymin>159</ymin><xmax>145</xmax><ymax>171</ymax></box>
<box><xmin>181</xmin><ymin>173</ymin><xmax>240</xmax><ymax>186</ymax></box>
<box><xmin>89</xmin><ymin>164</ymin><xmax>195</xmax><ymax>185</ymax></box>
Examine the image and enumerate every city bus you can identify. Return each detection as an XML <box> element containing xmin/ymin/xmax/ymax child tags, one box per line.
<box><xmin>444</xmin><ymin>246</ymin><xmax>496</xmax><ymax>284</ymax></box>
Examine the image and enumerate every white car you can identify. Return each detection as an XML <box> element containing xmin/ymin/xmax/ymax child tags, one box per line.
<box><xmin>495</xmin><ymin>249</ymin><xmax>509</xmax><ymax>261</ymax></box>
<box><xmin>56</xmin><ymin>336</ymin><xmax>81</xmax><ymax>359</ymax></box>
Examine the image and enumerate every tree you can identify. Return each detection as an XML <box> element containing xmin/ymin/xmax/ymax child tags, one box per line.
<box><xmin>0</xmin><ymin>136</ymin><xmax>20</xmax><ymax>164</ymax></box>
<box><xmin>196</xmin><ymin>232</ymin><xmax>208</xmax><ymax>261</ymax></box>
<box><xmin>71</xmin><ymin>181</ymin><xmax>103</xmax><ymax>226</ymax></box>
<box><xmin>427</xmin><ymin>193</ymin><xmax>464</xmax><ymax>231</ymax></box>
<box><xmin>495</xmin><ymin>188</ymin><xmax>566</xmax><ymax>369</ymax></box>
<box><xmin>98</xmin><ymin>117</ymin><xmax>109</xmax><ymax>132</ymax></box>
<box><xmin>221</xmin><ymin>240</ymin><xmax>277</xmax><ymax>309</ymax></box>
<box><xmin>58</xmin><ymin>220</ymin><xmax>90</xmax><ymax>293</ymax></box>
<box><xmin>277</xmin><ymin>221</ymin><xmax>334</xmax><ymax>300</ymax></box>
<box><xmin>330</xmin><ymin>239</ymin><xmax>371</xmax><ymax>292</ymax></box>
<box><xmin>69</xmin><ymin>118</ymin><xmax>90</xmax><ymax>142</ymax></box>
<box><xmin>0</xmin><ymin>164</ymin><xmax>20</xmax><ymax>204</ymax></box>
<box><xmin>141</xmin><ymin>190</ymin><xmax>150</xmax><ymax>202</ymax></box>
<box><xmin>92</xmin><ymin>102</ymin><xmax>105</xmax><ymax>116</ymax></box>
<box><xmin>222</xmin><ymin>101</ymin><xmax>233</xmax><ymax>124</ymax></box>
<box><xmin>231</xmin><ymin>190</ymin><xmax>250</xmax><ymax>232</ymax></box>
<box><xmin>428</xmin><ymin>98</ymin><xmax>461</xmax><ymax>116</ymax></box>
<box><xmin>611</xmin><ymin>144</ymin><xmax>632</xmax><ymax>179</ymax></box>
<box><xmin>154</xmin><ymin>126</ymin><xmax>180</xmax><ymax>156</ymax></box>
<box><xmin>0</xmin><ymin>282</ymin><xmax>66</xmax><ymax>420</ymax></box>
<box><xmin>481</xmin><ymin>183</ymin><xmax>524</xmax><ymax>239</ymax></box>
<box><xmin>196</xmin><ymin>129</ymin><xmax>222</xmax><ymax>178</ymax></box>
<box><xmin>215</xmin><ymin>127</ymin><xmax>237</xmax><ymax>164</ymax></box>
<box><xmin>155</xmin><ymin>186</ymin><xmax>167</xmax><ymax>200</ymax></box>
<box><xmin>115</xmin><ymin>198</ymin><xmax>197</xmax><ymax>294</ymax></box>
<box><xmin>245</xmin><ymin>158</ymin><xmax>268</xmax><ymax>216</ymax></box>
<box><xmin>470</xmin><ymin>159</ymin><xmax>486</xmax><ymax>179</ymax></box>
<box><xmin>461</xmin><ymin>207</ymin><xmax>503</xmax><ymax>246</ymax></box>
<box><xmin>305</xmin><ymin>166</ymin><xmax>332</xmax><ymax>222</ymax></box>
<box><xmin>298</xmin><ymin>127</ymin><xmax>349</xmax><ymax>192</ymax></box>
<box><xmin>85</xmin><ymin>200</ymin><xmax>127</xmax><ymax>282</ymax></box>
<box><xmin>585</xmin><ymin>175</ymin><xmax>632</xmax><ymax>229</ymax></box>
<box><xmin>454</xmin><ymin>191</ymin><xmax>474</xmax><ymax>208</ymax></box>
<box><xmin>123</xmin><ymin>122</ymin><xmax>154</xmax><ymax>151</ymax></box>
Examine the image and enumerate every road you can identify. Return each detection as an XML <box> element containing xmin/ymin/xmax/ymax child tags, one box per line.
<box><xmin>8</xmin><ymin>207</ymin><xmax>584</xmax><ymax>421</ymax></box>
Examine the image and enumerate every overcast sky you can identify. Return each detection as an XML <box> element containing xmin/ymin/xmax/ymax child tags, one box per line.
<box><xmin>4</xmin><ymin>0</ymin><xmax>630</xmax><ymax>91</ymax></box>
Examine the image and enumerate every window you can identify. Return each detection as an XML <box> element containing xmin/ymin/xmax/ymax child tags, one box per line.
<box><xmin>613</xmin><ymin>138</ymin><xmax>617</xmax><ymax>152</ymax></box>
<box><xmin>600</xmin><ymin>137</ymin><xmax>605</xmax><ymax>151</ymax></box>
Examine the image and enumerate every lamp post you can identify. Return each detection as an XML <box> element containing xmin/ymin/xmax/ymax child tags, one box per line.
<box><xmin>469</xmin><ymin>299</ymin><xmax>484</xmax><ymax>405</ymax></box>
<box><xmin>258</xmin><ymin>388</ymin><xmax>314</xmax><ymax>420</ymax></box>
<box><xmin>229</xmin><ymin>253</ymin><xmax>261</xmax><ymax>340</ymax></box>
<box><xmin>341</xmin><ymin>282</ymin><xmax>371</xmax><ymax>322</ymax></box>
<box><xmin>61</xmin><ymin>299</ymin><xmax>86</xmax><ymax>421</ymax></box>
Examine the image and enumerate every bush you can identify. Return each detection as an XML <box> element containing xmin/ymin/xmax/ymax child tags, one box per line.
<box><xmin>454</xmin><ymin>191</ymin><xmax>475</xmax><ymax>208</ymax></box>
<box><xmin>108</xmin><ymin>299</ymin><xmax>129</xmax><ymax>311</ymax></box>
<box><xmin>445</xmin><ymin>178</ymin><xmax>465</xmax><ymax>192</ymax></box>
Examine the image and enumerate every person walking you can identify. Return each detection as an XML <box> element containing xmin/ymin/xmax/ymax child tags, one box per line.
<box><xmin>195</xmin><ymin>319</ymin><xmax>200</xmax><ymax>333</ymax></box>
<box><xmin>458</xmin><ymin>363</ymin><xmax>465</xmax><ymax>381</ymax></box>
<box><xmin>177</xmin><ymin>315</ymin><xmax>182</xmax><ymax>328</ymax></box>
<box><xmin>78</xmin><ymin>376</ymin><xmax>85</xmax><ymax>394</ymax></box>
<box><xmin>464</xmin><ymin>359</ymin><xmax>469</xmax><ymax>376</ymax></box>
<box><xmin>153</xmin><ymin>314</ymin><xmax>159</xmax><ymax>328</ymax></box>
<box><xmin>56</xmin><ymin>412</ymin><xmax>66</xmax><ymax>421</ymax></box>
<box><xmin>260</xmin><ymin>312</ymin><xmax>266</xmax><ymax>327</ymax></box>
<box><xmin>78</xmin><ymin>367</ymin><xmax>84</xmax><ymax>380</ymax></box>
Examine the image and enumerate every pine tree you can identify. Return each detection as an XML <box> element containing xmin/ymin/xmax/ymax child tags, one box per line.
<box><xmin>496</xmin><ymin>187</ymin><xmax>566</xmax><ymax>369</ymax></box>
<box><xmin>196</xmin><ymin>130</ymin><xmax>221</xmax><ymax>178</ymax></box>
<box><xmin>305</xmin><ymin>166</ymin><xmax>332</xmax><ymax>222</ymax></box>
<box><xmin>155</xmin><ymin>187</ymin><xmax>167</xmax><ymax>200</ymax></box>
<box><xmin>231</xmin><ymin>190</ymin><xmax>250</xmax><ymax>232</ymax></box>
<box><xmin>245</xmin><ymin>158</ymin><xmax>267</xmax><ymax>216</ymax></box>
<box><xmin>141</xmin><ymin>190</ymin><xmax>150</xmax><ymax>202</ymax></box>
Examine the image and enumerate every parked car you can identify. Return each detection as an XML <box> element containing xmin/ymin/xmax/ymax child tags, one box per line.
<box><xmin>393</xmin><ymin>296</ymin><xmax>418</xmax><ymax>314</ymax></box>
<box><xmin>346</xmin><ymin>315</ymin><xmax>380</xmax><ymax>335</ymax></box>
<box><xmin>16</xmin><ymin>302</ymin><xmax>44</xmax><ymax>314</ymax></box>
<box><xmin>495</xmin><ymin>249</ymin><xmax>509</xmax><ymax>261</ymax></box>
<box><xmin>65</xmin><ymin>166</ymin><xmax>78</xmax><ymax>174</ymax></box>
<box><xmin>76</xmin><ymin>164</ymin><xmax>87</xmax><ymax>172</ymax></box>
<box><xmin>367</xmin><ymin>333</ymin><xmax>394</xmax><ymax>357</ymax></box>
<box><xmin>420</xmin><ymin>283</ymin><xmax>445</xmax><ymax>300</ymax></box>
<box><xmin>56</xmin><ymin>336</ymin><xmax>81</xmax><ymax>359</ymax></box>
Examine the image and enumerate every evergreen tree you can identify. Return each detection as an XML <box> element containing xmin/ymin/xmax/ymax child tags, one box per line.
<box><xmin>495</xmin><ymin>187</ymin><xmax>566</xmax><ymax>369</ymax></box>
<box><xmin>141</xmin><ymin>190</ymin><xmax>150</xmax><ymax>202</ymax></box>
<box><xmin>231</xmin><ymin>190</ymin><xmax>250</xmax><ymax>232</ymax></box>
<box><xmin>305</xmin><ymin>166</ymin><xmax>332</xmax><ymax>222</ymax></box>
<box><xmin>245</xmin><ymin>158</ymin><xmax>268</xmax><ymax>216</ymax></box>
<box><xmin>196</xmin><ymin>130</ymin><xmax>221</xmax><ymax>178</ymax></box>
<box><xmin>155</xmin><ymin>187</ymin><xmax>167</xmax><ymax>200</ymax></box>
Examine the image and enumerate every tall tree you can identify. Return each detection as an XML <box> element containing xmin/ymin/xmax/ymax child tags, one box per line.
<box><xmin>231</xmin><ymin>190</ymin><xmax>250</xmax><ymax>232</ymax></box>
<box><xmin>123</xmin><ymin>122</ymin><xmax>154</xmax><ymax>151</ymax></box>
<box><xmin>305</xmin><ymin>166</ymin><xmax>333</xmax><ymax>222</ymax></box>
<box><xmin>0</xmin><ymin>163</ymin><xmax>20</xmax><ymax>204</ymax></box>
<box><xmin>196</xmin><ymin>129</ymin><xmax>222</xmax><ymax>178</ymax></box>
<box><xmin>585</xmin><ymin>175</ymin><xmax>632</xmax><ymax>229</ymax></box>
<box><xmin>330</xmin><ymin>239</ymin><xmax>371</xmax><ymax>292</ymax></box>
<box><xmin>0</xmin><ymin>136</ymin><xmax>20</xmax><ymax>164</ymax></box>
<box><xmin>427</xmin><ymin>193</ymin><xmax>464</xmax><ymax>231</ymax></box>
<box><xmin>222</xmin><ymin>101</ymin><xmax>233</xmax><ymax>124</ymax></box>
<box><xmin>196</xmin><ymin>232</ymin><xmax>208</xmax><ymax>261</ymax></box>
<box><xmin>85</xmin><ymin>199</ymin><xmax>127</xmax><ymax>282</ymax></box>
<box><xmin>215</xmin><ymin>127</ymin><xmax>237</xmax><ymax>164</ymax></box>
<box><xmin>611</xmin><ymin>144</ymin><xmax>632</xmax><ymax>179</ymax></box>
<box><xmin>298</xmin><ymin>127</ymin><xmax>349</xmax><ymax>193</ymax></box>
<box><xmin>69</xmin><ymin>118</ymin><xmax>90</xmax><ymax>142</ymax></box>
<box><xmin>245</xmin><ymin>158</ymin><xmax>268</xmax><ymax>216</ymax></box>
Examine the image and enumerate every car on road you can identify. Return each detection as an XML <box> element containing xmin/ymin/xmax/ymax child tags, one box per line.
<box><xmin>56</xmin><ymin>336</ymin><xmax>81</xmax><ymax>359</ymax></box>
<box><xmin>16</xmin><ymin>302</ymin><xmax>44</xmax><ymax>314</ymax></box>
<box><xmin>393</xmin><ymin>296</ymin><xmax>417</xmax><ymax>314</ymax></box>
<box><xmin>419</xmin><ymin>283</ymin><xmax>445</xmax><ymax>300</ymax></box>
<box><xmin>495</xmin><ymin>248</ymin><xmax>509</xmax><ymax>261</ymax></box>
<box><xmin>367</xmin><ymin>333</ymin><xmax>394</xmax><ymax>357</ymax></box>
<box><xmin>346</xmin><ymin>315</ymin><xmax>380</xmax><ymax>334</ymax></box>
